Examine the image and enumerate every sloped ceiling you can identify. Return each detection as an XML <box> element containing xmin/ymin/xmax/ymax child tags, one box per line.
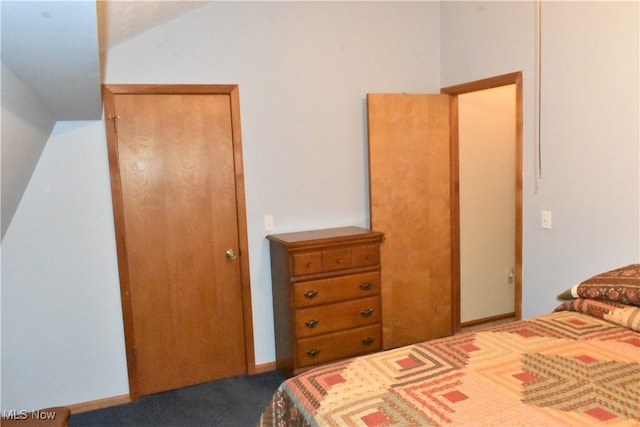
<box><xmin>1</xmin><ymin>0</ymin><xmax>206</xmax><ymax>121</ymax></box>
<box><xmin>2</xmin><ymin>1</ymin><xmax>101</xmax><ymax>120</ymax></box>
<box><xmin>98</xmin><ymin>1</ymin><xmax>205</xmax><ymax>51</ymax></box>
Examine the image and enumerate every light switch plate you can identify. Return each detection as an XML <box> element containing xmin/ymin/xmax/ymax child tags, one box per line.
<box><xmin>541</xmin><ymin>210</ymin><xmax>552</xmax><ymax>229</ymax></box>
<box><xmin>264</xmin><ymin>214</ymin><xmax>274</xmax><ymax>231</ymax></box>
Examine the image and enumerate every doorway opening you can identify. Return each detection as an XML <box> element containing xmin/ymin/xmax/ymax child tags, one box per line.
<box><xmin>441</xmin><ymin>72</ymin><xmax>523</xmax><ymax>331</ymax></box>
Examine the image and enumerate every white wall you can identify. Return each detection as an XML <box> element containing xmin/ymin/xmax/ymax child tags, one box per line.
<box><xmin>1</xmin><ymin>121</ymin><xmax>128</xmax><ymax>410</ymax></box>
<box><xmin>0</xmin><ymin>64</ymin><xmax>56</xmax><ymax>408</ymax></box>
<box><xmin>1</xmin><ymin>63</ymin><xmax>56</xmax><ymax>239</ymax></box>
<box><xmin>441</xmin><ymin>1</ymin><xmax>640</xmax><ymax>317</ymax></box>
<box><xmin>2</xmin><ymin>2</ymin><xmax>442</xmax><ymax>410</ymax></box>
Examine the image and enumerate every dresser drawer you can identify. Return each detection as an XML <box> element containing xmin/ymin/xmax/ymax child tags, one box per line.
<box><xmin>296</xmin><ymin>325</ymin><xmax>381</xmax><ymax>368</ymax></box>
<box><xmin>293</xmin><ymin>272</ymin><xmax>380</xmax><ymax>308</ymax></box>
<box><xmin>352</xmin><ymin>244</ymin><xmax>380</xmax><ymax>267</ymax></box>
<box><xmin>322</xmin><ymin>247</ymin><xmax>353</xmax><ymax>271</ymax></box>
<box><xmin>295</xmin><ymin>296</ymin><xmax>381</xmax><ymax>338</ymax></box>
<box><xmin>292</xmin><ymin>251</ymin><xmax>323</xmax><ymax>275</ymax></box>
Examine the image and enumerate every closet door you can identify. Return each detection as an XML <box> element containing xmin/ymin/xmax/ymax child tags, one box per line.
<box><xmin>103</xmin><ymin>85</ymin><xmax>254</xmax><ymax>398</ymax></box>
<box><xmin>367</xmin><ymin>94</ymin><xmax>453</xmax><ymax>349</ymax></box>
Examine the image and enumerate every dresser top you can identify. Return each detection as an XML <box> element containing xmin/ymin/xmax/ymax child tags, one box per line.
<box><xmin>266</xmin><ymin>226</ymin><xmax>383</xmax><ymax>246</ymax></box>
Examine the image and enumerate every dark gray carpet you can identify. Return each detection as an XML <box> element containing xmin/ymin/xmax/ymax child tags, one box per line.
<box><xmin>68</xmin><ymin>371</ymin><xmax>285</xmax><ymax>427</ymax></box>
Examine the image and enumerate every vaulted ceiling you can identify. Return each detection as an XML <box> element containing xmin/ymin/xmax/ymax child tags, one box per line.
<box><xmin>1</xmin><ymin>1</ymin><xmax>205</xmax><ymax>120</ymax></box>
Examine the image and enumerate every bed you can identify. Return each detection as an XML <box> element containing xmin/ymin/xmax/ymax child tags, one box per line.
<box><xmin>259</xmin><ymin>264</ymin><xmax>640</xmax><ymax>426</ymax></box>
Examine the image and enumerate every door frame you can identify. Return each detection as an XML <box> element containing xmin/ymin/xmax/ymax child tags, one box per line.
<box><xmin>102</xmin><ymin>84</ymin><xmax>256</xmax><ymax>399</ymax></box>
<box><xmin>441</xmin><ymin>72</ymin><xmax>523</xmax><ymax>332</ymax></box>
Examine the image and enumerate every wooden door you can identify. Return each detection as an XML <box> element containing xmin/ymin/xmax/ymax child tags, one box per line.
<box><xmin>367</xmin><ymin>94</ymin><xmax>453</xmax><ymax>350</ymax></box>
<box><xmin>103</xmin><ymin>85</ymin><xmax>254</xmax><ymax>398</ymax></box>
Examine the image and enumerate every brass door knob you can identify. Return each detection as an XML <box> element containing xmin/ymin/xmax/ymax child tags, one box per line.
<box><xmin>226</xmin><ymin>249</ymin><xmax>237</xmax><ymax>260</ymax></box>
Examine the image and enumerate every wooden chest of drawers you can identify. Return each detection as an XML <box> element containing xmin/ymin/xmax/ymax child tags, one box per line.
<box><xmin>267</xmin><ymin>226</ymin><xmax>384</xmax><ymax>377</ymax></box>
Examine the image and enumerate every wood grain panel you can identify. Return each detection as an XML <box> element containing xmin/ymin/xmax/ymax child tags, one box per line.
<box><xmin>104</xmin><ymin>88</ymin><xmax>251</xmax><ymax>398</ymax></box>
<box><xmin>367</xmin><ymin>94</ymin><xmax>453</xmax><ymax>349</ymax></box>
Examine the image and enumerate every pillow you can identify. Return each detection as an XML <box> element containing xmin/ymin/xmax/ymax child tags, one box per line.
<box><xmin>556</xmin><ymin>264</ymin><xmax>640</xmax><ymax>307</ymax></box>
<box><xmin>555</xmin><ymin>298</ymin><xmax>640</xmax><ymax>332</ymax></box>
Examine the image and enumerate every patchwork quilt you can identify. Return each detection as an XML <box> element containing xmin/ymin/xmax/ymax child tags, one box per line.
<box><xmin>260</xmin><ymin>265</ymin><xmax>640</xmax><ymax>426</ymax></box>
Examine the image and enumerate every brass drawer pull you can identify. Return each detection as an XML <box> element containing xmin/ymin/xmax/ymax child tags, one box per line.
<box><xmin>306</xmin><ymin>348</ymin><xmax>320</xmax><ymax>358</ymax></box>
<box><xmin>359</xmin><ymin>281</ymin><xmax>373</xmax><ymax>290</ymax></box>
<box><xmin>362</xmin><ymin>336</ymin><xmax>375</xmax><ymax>345</ymax></box>
<box><xmin>306</xmin><ymin>262</ymin><xmax>313</xmax><ymax>268</ymax></box>
<box><xmin>336</xmin><ymin>258</ymin><xmax>343</xmax><ymax>264</ymax></box>
<box><xmin>303</xmin><ymin>290</ymin><xmax>318</xmax><ymax>299</ymax></box>
<box><xmin>360</xmin><ymin>308</ymin><xmax>374</xmax><ymax>318</ymax></box>
<box><xmin>305</xmin><ymin>319</ymin><xmax>319</xmax><ymax>328</ymax></box>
